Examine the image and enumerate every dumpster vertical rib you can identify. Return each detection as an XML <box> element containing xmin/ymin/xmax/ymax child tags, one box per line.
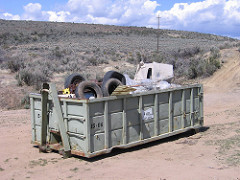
<box><xmin>40</xmin><ymin>83</ymin><xmax>49</xmax><ymax>147</ymax></box>
<box><xmin>181</xmin><ymin>89</ymin><xmax>186</xmax><ymax>129</ymax></box>
<box><xmin>199</xmin><ymin>85</ymin><xmax>204</xmax><ymax>126</ymax></box>
<box><xmin>139</xmin><ymin>96</ymin><xmax>143</xmax><ymax>140</ymax></box>
<box><xmin>154</xmin><ymin>94</ymin><xmax>159</xmax><ymax>136</ymax></box>
<box><xmin>169</xmin><ymin>91</ymin><xmax>173</xmax><ymax>132</ymax></box>
<box><xmin>86</xmin><ymin>102</ymin><xmax>91</xmax><ymax>154</ymax></box>
<box><xmin>49</xmin><ymin>83</ymin><xmax>71</xmax><ymax>157</ymax></box>
<box><xmin>104</xmin><ymin>101</ymin><xmax>109</xmax><ymax>149</ymax></box>
<box><xmin>122</xmin><ymin>98</ymin><xmax>127</xmax><ymax>144</ymax></box>
<box><xmin>190</xmin><ymin>88</ymin><xmax>194</xmax><ymax>127</ymax></box>
<box><xmin>30</xmin><ymin>97</ymin><xmax>35</xmax><ymax>142</ymax></box>
<box><xmin>63</xmin><ymin>101</ymin><xmax>68</xmax><ymax>131</ymax></box>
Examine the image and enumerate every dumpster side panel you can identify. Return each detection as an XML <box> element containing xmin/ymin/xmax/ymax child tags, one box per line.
<box><xmin>89</xmin><ymin>102</ymin><xmax>105</xmax><ymax>152</ymax></box>
<box><xmin>126</xmin><ymin>96</ymin><xmax>140</xmax><ymax>143</ymax></box>
<box><xmin>65</xmin><ymin>101</ymin><xmax>88</xmax><ymax>154</ymax></box>
<box><xmin>142</xmin><ymin>95</ymin><xmax>155</xmax><ymax>139</ymax></box>
<box><xmin>30</xmin><ymin>97</ymin><xmax>42</xmax><ymax>143</ymax></box>
<box><xmin>158</xmin><ymin>92</ymin><xmax>169</xmax><ymax>135</ymax></box>
<box><xmin>85</xmin><ymin>85</ymin><xmax>204</xmax><ymax>156</ymax></box>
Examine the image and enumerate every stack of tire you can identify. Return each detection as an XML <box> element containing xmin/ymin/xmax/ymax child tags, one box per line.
<box><xmin>64</xmin><ymin>71</ymin><xmax>126</xmax><ymax>99</ymax></box>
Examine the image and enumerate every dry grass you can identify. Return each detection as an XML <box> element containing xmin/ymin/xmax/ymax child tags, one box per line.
<box><xmin>205</xmin><ymin>121</ymin><xmax>240</xmax><ymax>166</ymax></box>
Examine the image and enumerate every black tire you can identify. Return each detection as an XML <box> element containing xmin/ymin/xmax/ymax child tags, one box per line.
<box><xmin>102</xmin><ymin>71</ymin><xmax>126</xmax><ymax>96</ymax></box>
<box><xmin>64</xmin><ymin>73</ymin><xmax>85</xmax><ymax>89</ymax></box>
<box><xmin>102</xmin><ymin>71</ymin><xmax>126</xmax><ymax>85</ymax></box>
<box><xmin>75</xmin><ymin>81</ymin><xmax>103</xmax><ymax>99</ymax></box>
<box><xmin>102</xmin><ymin>78</ymin><xmax>123</xmax><ymax>96</ymax></box>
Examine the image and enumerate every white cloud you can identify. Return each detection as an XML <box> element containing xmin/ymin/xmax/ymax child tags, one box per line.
<box><xmin>21</xmin><ymin>3</ymin><xmax>71</xmax><ymax>22</ymax></box>
<box><xmin>23</xmin><ymin>3</ymin><xmax>42</xmax><ymax>14</ymax></box>
<box><xmin>158</xmin><ymin>0</ymin><xmax>240</xmax><ymax>37</ymax></box>
<box><xmin>66</xmin><ymin>0</ymin><xmax>159</xmax><ymax>25</ymax></box>
<box><xmin>67</xmin><ymin>0</ymin><xmax>111</xmax><ymax>17</ymax></box>
<box><xmin>1</xmin><ymin>13</ymin><xmax>20</xmax><ymax>20</ymax></box>
<box><xmin>224</xmin><ymin>0</ymin><xmax>240</xmax><ymax>24</ymax></box>
<box><xmin>44</xmin><ymin>11</ymin><xmax>71</xmax><ymax>22</ymax></box>
<box><xmin>22</xmin><ymin>3</ymin><xmax>43</xmax><ymax>20</ymax></box>
<box><xmin>87</xmin><ymin>15</ymin><xmax>118</xmax><ymax>25</ymax></box>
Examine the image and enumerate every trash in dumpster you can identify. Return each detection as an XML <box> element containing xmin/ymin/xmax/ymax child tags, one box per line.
<box><xmin>61</xmin><ymin>62</ymin><xmax>180</xmax><ymax>99</ymax></box>
<box><xmin>111</xmin><ymin>85</ymin><xmax>136</xmax><ymax>95</ymax></box>
<box><xmin>63</xmin><ymin>88</ymin><xmax>70</xmax><ymax>94</ymax></box>
<box><xmin>58</xmin><ymin>94</ymin><xmax>75</xmax><ymax>98</ymax></box>
<box><xmin>113</xmin><ymin>62</ymin><xmax>180</xmax><ymax>95</ymax></box>
<box><xmin>134</xmin><ymin>61</ymin><xmax>174</xmax><ymax>82</ymax></box>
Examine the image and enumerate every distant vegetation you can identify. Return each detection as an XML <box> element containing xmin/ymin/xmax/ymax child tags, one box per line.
<box><xmin>0</xmin><ymin>19</ymin><xmax>239</xmax><ymax>89</ymax></box>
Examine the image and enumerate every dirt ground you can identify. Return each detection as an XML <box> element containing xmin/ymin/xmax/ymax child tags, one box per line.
<box><xmin>0</xmin><ymin>48</ymin><xmax>240</xmax><ymax>180</ymax></box>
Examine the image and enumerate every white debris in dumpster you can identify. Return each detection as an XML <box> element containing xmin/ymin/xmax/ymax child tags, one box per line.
<box><xmin>123</xmin><ymin>74</ymin><xmax>181</xmax><ymax>95</ymax></box>
<box><xmin>89</xmin><ymin>96</ymin><xmax>96</xmax><ymax>100</ymax></box>
<box><xmin>156</xmin><ymin>80</ymin><xmax>171</xmax><ymax>89</ymax></box>
<box><xmin>134</xmin><ymin>61</ymin><xmax>174</xmax><ymax>83</ymax></box>
<box><xmin>58</xmin><ymin>94</ymin><xmax>76</xmax><ymax>98</ymax></box>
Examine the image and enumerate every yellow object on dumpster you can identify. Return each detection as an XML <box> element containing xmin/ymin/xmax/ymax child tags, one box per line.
<box><xmin>63</xmin><ymin>88</ymin><xmax>70</xmax><ymax>94</ymax></box>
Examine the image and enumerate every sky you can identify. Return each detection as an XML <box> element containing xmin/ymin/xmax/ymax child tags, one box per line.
<box><xmin>0</xmin><ymin>0</ymin><xmax>239</xmax><ymax>39</ymax></box>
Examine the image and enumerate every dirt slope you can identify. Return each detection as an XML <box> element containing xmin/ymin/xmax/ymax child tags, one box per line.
<box><xmin>203</xmin><ymin>48</ymin><xmax>240</xmax><ymax>93</ymax></box>
<box><xmin>0</xmin><ymin>48</ymin><xmax>240</xmax><ymax>180</ymax></box>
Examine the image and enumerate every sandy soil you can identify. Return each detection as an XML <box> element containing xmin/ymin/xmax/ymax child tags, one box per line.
<box><xmin>0</xmin><ymin>48</ymin><xmax>240</xmax><ymax>180</ymax></box>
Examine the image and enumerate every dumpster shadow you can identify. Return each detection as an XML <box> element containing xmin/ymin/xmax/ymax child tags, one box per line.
<box><xmin>73</xmin><ymin>126</ymin><xmax>209</xmax><ymax>162</ymax></box>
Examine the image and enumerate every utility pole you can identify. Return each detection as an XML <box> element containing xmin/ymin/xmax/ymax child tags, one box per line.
<box><xmin>157</xmin><ymin>15</ymin><xmax>160</xmax><ymax>52</ymax></box>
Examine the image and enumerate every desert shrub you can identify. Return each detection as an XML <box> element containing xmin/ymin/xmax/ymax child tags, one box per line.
<box><xmin>187</xmin><ymin>58</ymin><xmax>206</xmax><ymax>79</ymax></box>
<box><xmin>209</xmin><ymin>55</ymin><xmax>221</xmax><ymax>69</ymax></box>
<box><xmin>173</xmin><ymin>58</ymin><xmax>189</xmax><ymax>77</ymax></box>
<box><xmin>173</xmin><ymin>46</ymin><xmax>201</xmax><ymax>58</ymax></box>
<box><xmin>40</xmin><ymin>60</ymin><xmax>58</xmax><ymax>74</ymax></box>
<box><xmin>209</xmin><ymin>47</ymin><xmax>221</xmax><ymax>69</ymax></box>
<box><xmin>188</xmin><ymin>60</ymin><xmax>198</xmax><ymax>79</ymax></box>
<box><xmin>99</xmin><ymin>58</ymin><xmax>109</xmax><ymax>64</ymax></box>
<box><xmin>61</xmin><ymin>58</ymin><xmax>70</xmax><ymax>65</ymax></box>
<box><xmin>21</xmin><ymin>94</ymin><xmax>30</xmax><ymax>109</ymax></box>
<box><xmin>219</xmin><ymin>42</ymin><xmax>232</xmax><ymax>50</ymax></box>
<box><xmin>7</xmin><ymin>58</ymin><xmax>25</xmax><ymax>72</ymax></box>
<box><xmin>16</xmin><ymin>68</ymin><xmax>49</xmax><ymax>90</ymax></box>
<box><xmin>0</xmin><ymin>47</ymin><xmax>6</xmax><ymax>64</ymax></box>
<box><xmin>205</xmin><ymin>56</ymin><xmax>221</xmax><ymax>76</ymax></box>
<box><xmin>50</xmin><ymin>46</ymin><xmax>66</xmax><ymax>60</ymax></box>
<box><xmin>136</xmin><ymin>51</ymin><xmax>148</xmax><ymax>62</ymax></box>
<box><xmin>126</xmin><ymin>56</ymin><xmax>136</xmax><ymax>64</ymax></box>
<box><xmin>148</xmin><ymin>52</ymin><xmax>165</xmax><ymax>63</ymax></box>
<box><xmin>126</xmin><ymin>51</ymin><xmax>148</xmax><ymax>65</ymax></box>
<box><xmin>238</xmin><ymin>47</ymin><xmax>240</xmax><ymax>53</ymax></box>
<box><xmin>120</xmin><ymin>67</ymin><xmax>136</xmax><ymax>79</ymax></box>
<box><xmin>186</xmin><ymin>55</ymin><xmax>221</xmax><ymax>79</ymax></box>
<box><xmin>65</xmin><ymin>59</ymin><xmax>83</xmax><ymax>72</ymax></box>
<box><xmin>174</xmin><ymin>46</ymin><xmax>221</xmax><ymax>79</ymax></box>
<box><xmin>205</xmin><ymin>62</ymin><xmax>217</xmax><ymax>76</ymax></box>
<box><xmin>210</xmin><ymin>47</ymin><xmax>220</xmax><ymax>58</ymax></box>
<box><xmin>88</xmin><ymin>57</ymin><xmax>98</xmax><ymax>66</ymax></box>
<box><xmin>236</xmin><ymin>42</ymin><xmax>240</xmax><ymax>47</ymax></box>
<box><xmin>95</xmin><ymin>72</ymin><xmax>105</xmax><ymax>81</ymax></box>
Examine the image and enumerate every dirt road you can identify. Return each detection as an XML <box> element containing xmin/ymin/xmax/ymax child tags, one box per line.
<box><xmin>0</xmin><ymin>48</ymin><xmax>240</xmax><ymax>180</ymax></box>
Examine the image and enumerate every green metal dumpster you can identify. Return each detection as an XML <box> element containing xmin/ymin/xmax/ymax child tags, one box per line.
<box><xmin>30</xmin><ymin>83</ymin><xmax>203</xmax><ymax>158</ymax></box>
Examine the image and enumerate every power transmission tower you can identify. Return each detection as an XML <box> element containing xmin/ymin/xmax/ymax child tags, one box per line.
<box><xmin>157</xmin><ymin>15</ymin><xmax>160</xmax><ymax>52</ymax></box>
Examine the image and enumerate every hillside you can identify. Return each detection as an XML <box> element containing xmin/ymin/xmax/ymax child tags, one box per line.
<box><xmin>0</xmin><ymin>19</ymin><xmax>239</xmax><ymax>109</ymax></box>
<box><xmin>0</xmin><ymin>48</ymin><xmax>240</xmax><ymax>180</ymax></box>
